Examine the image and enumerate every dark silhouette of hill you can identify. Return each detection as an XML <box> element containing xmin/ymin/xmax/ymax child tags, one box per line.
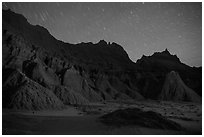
<box><xmin>2</xmin><ymin>9</ymin><xmax>201</xmax><ymax>109</ymax></box>
<box><xmin>2</xmin><ymin>9</ymin><xmax>143</xmax><ymax>109</ymax></box>
<box><xmin>135</xmin><ymin>49</ymin><xmax>202</xmax><ymax>98</ymax></box>
<box><xmin>136</xmin><ymin>48</ymin><xmax>197</xmax><ymax>72</ymax></box>
<box><xmin>100</xmin><ymin>108</ymin><xmax>182</xmax><ymax>130</ymax></box>
<box><xmin>3</xmin><ymin>9</ymin><xmax>135</xmax><ymax>71</ymax></box>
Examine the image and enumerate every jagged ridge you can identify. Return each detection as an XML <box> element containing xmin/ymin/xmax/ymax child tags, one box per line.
<box><xmin>2</xmin><ymin>9</ymin><xmax>201</xmax><ymax>110</ymax></box>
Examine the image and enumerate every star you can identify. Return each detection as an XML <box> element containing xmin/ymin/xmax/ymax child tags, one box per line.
<box><xmin>178</xmin><ymin>13</ymin><xmax>181</xmax><ymax>16</ymax></box>
<box><xmin>60</xmin><ymin>11</ymin><xmax>64</xmax><ymax>16</ymax></box>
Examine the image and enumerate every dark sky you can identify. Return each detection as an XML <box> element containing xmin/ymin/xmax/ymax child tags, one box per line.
<box><xmin>2</xmin><ymin>2</ymin><xmax>202</xmax><ymax>67</ymax></box>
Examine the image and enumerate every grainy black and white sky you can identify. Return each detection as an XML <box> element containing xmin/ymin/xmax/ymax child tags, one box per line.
<box><xmin>2</xmin><ymin>2</ymin><xmax>202</xmax><ymax>67</ymax></box>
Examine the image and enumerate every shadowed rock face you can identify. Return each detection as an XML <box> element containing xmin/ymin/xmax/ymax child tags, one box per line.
<box><xmin>136</xmin><ymin>49</ymin><xmax>184</xmax><ymax>72</ymax></box>
<box><xmin>2</xmin><ymin>9</ymin><xmax>135</xmax><ymax>71</ymax></box>
<box><xmin>100</xmin><ymin>108</ymin><xmax>182</xmax><ymax>130</ymax></box>
<box><xmin>3</xmin><ymin>69</ymin><xmax>64</xmax><ymax>110</ymax></box>
<box><xmin>2</xmin><ymin>9</ymin><xmax>144</xmax><ymax>110</ymax></box>
<box><xmin>54</xmin><ymin>86</ymin><xmax>90</xmax><ymax>105</ymax></box>
<box><xmin>159</xmin><ymin>71</ymin><xmax>201</xmax><ymax>103</ymax></box>
<box><xmin>135</xmin><ymin>49</ymin><xmax>202</xmax><ymax>97</ymax></box>
<box><xmin>2</xmin><ymin>9</ymin><xmax>201</xmax><ymax>110</ymax></box>
<box><xmin>23</xmin><ymin>60</ymin><xmax>60</xmax><ymax>90</ymax></box>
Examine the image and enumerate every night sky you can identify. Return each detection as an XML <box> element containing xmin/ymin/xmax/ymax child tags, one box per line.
<box><xmin>2</xmin><ymin>2</ymin><xmax>202</xmax><ymax>67</ymax></box>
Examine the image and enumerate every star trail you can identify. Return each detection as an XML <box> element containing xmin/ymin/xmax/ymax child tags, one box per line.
<box><xmin>2</xmin><ymin>2</ymin><xmax>202</xmax><ymax>67</ymax></box>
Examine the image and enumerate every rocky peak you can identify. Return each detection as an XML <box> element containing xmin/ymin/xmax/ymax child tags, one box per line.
<box><xmin>3</xmin><ymin>9</ymin><xmax>136</xmax><ymax>72</ymax></box>
<box><xmin>163</xmin><ymin>48</ymin><xmax>170</xmax><ymax>54</ymax></box>
<box><xmin>97</xmin><ymin>40</ymin><xmax>108</xmax><ymax>45</ymax></box>
<box><xmin>152</xmin><ymin>48</ymin><xmax>173</xmax><ymax>57</ymax></box>
<box><xmin>139</xmin><ymin>49</ymin><xmax>181</xmax><ymax>63</ymax></box>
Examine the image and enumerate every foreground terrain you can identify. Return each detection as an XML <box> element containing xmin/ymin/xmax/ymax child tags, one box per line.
<box><xmin>3</xmin><ymin>100</ymin><xmax>201</xmax><ymax>135</ymax></box>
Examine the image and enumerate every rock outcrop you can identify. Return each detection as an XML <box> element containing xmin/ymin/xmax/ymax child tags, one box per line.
<box><xmin>159</xmin><ymin>71</ymin><xmax>201</xmax><ymax>103</ymax></box>
<box><xmin>3</xmin><ymin>69</ymin><xmax>64</xmax><ymax>110</ymax></box>
<box><xmin>54</xmin><ymin>86</ymin><xmax>90</xmax><ymax>105</ymax></box>
<box><xmin>2</xmin><ymin>9</ymin><xmax>201</xmax><ymax>110</ymax></box>
<box><xmin>2</xmin><ymin>9</ymin><xmax>144</xmax><ymax>110</ymax></box>
<box><xmin>135</xmin><ymin>49</ymin><xmax>202</xmax><ymax>98</ymax></box>
<box><xmin>23</xmin><ymin>60</ymin><xmax>60</xmax><ymax>90</ymax></box>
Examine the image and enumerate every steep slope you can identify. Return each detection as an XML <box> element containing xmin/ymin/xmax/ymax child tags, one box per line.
<box><xmin>135</xmin><ymin>49</ymin><xmax>202</xmax><ymax>97</ymax></box>
<box><xmin>54</xmin><ymin>86</ymin><xmax>90</xmax><ymax>105</ymax></box>
<box><xmin>2</xmin><ymin>9</ymin><xmax>201</xmax><ymax>106</ymax></box>
<box><xmin>2</xmin><ymin>9</ymin><xmax>144</xmax><ymax>109</ymax></box>
<box><xmin>159</xmin><ymin>71</ymin><xmax>201</xmax><ymax>103</ymax></box>
<box><xmin>3</xmin><ymin>69</ymin><xmax>64</xmax><ymax>110</ymax></box>
<box><xmin>2</xmin><ymin>9</ymin><xmax>135</xmax><ymax>71</ymax></box>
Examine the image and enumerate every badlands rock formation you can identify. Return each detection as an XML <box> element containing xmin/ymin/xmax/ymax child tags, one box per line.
<box><xmin>159</xmin><ymin>71</ymin><xmax>201</xmax><ymax>103</ymax></box>
<box><xmin>2</xmin><ymin>9</ymin><xmax>201</xmax><ymax>110</ymax></box>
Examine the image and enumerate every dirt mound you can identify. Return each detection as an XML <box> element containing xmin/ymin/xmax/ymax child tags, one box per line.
<box><xmin>3</xmin><ymin>69</ymin><xmax>64</xmax><ymax>110</ymax></box>
<box><xmin>159</xmin><ymin>71</ymin><xmax>201</xmax><ymax>103</ymax></box>
<box><xmin>100</xmin><ymin>108</ymin><xmax>182</xmax><ymax>130</ymax></box>
<box><xmin>54</xmin><ymin>86</ymin><xmax>90</xmax><ymax>105</ymax></box>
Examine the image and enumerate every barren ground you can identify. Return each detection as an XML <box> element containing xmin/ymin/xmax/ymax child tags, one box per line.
<box><xmin>2</xmin><ymin>100</ymin><xmax>202</xmax><ymax>135</ymax></box>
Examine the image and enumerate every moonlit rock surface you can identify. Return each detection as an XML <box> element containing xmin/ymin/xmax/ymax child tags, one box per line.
<box><xmin>159</xmin><ymin>71</ymin><xmax>201</xmax><ymax>103</ymax></box>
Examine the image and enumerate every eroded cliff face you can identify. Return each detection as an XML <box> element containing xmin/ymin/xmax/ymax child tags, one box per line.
<box><xmin>2</xmin><ymin>10</ymin><xmax>201</xmax><ymax>110</ymax></box>
<box><xmin>2</xmin><ymin>10</ymin><xmax>144</xmax><ymax>110</ymax></box>
<box><xmin>159</xmin><ymin>71</ymin><xmax>201</xmax><ymax>103</ymax></box>
<box><xmin>136</xmin><ymin>49</ymin><xmax>202</xmax><ymax>98</ymax></box>
<box><xmin>3</xmin><ymin>69</ymin><xmax>64</xmax><ymax>110</ymax></box>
